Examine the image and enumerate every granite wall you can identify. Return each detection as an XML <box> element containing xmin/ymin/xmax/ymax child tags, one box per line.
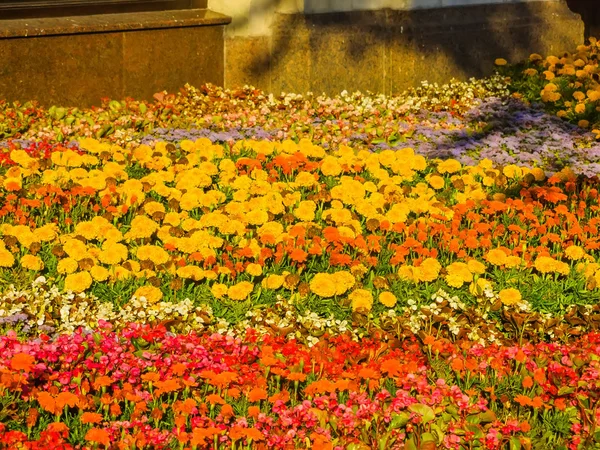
<box><xmin>213</xmin><ymin>0</ymin><xmax>585</xmax><ymax>94</ymax></box>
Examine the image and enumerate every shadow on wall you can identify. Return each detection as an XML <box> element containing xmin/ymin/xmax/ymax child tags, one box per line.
<box><xmin>224</xmin><ymin>0</ymin><xmax>586</xmax><ymax>94</ymax></box>
<box><xmin>565</xmin><ymin>0</ymin><xmax>600</xmax><ymax>40</ymax></box>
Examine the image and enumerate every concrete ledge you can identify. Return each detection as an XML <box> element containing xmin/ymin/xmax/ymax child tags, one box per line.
<box><xmin>0</xmin><ymin>9</ymin><xmax>229</xmax><ymax>106</ymax></box>
<box><xmin>0</xmin><ymin>8</ymin><xmax>231</xmax><ymax>39</ymax></box>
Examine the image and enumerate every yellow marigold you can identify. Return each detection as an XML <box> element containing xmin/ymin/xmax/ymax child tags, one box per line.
<box><xmin>543</xmin><ymin>70</ymin><xmax>555</xmax><ymax>80</ymax></box>
<box><xmin>64</xmin><ymin>271</ymin><xmax>93</xmax><ymax>293</ymax></box>
<box><xmin>136</xmin><ymin>245</ymin><xmax>169</xmax><ymax>265</ymax></box>
<box><xmin>503</xmin><ymin>165</ymin><xmax>523</xmax><ymax>179</ymax></box>
<box><xmin>63</xmin><ymin>239</ymin><xmax>88</xmax><ymax>261</ymax></box>
<box><xmin>437</xmin><ymin>159</ymin><xmax>462</xmax><ymax>174</ymax></box>
<box><xmin>34</xmin><ymin>224</ymin><xmax>59</xmax><ymax>242</ymax></box>
<box><xmin>417</xmin><ymin>258</ymin><xmax>442</xmax><ymax>282</ymax></box>
<box><xmin>90</xmin><ymin>266</ymin><xmax>109</xmax><ymax>282</ymax></box>
<box><xmin>486</xmin><ymin>249</ymin><xmax>507</xmax><ymax>266</ymax></box>
<box><xmin>144</xmin><ymin>201</ymin><xmax>165</xmax><ymax>216</ymax></box>
<box><xmin>523</xmin><ymin>68</ymin><xmax>538</xmax><ymax>76</ymax></box>
<box><xmin>573</xmin><ymin>91</ymin><xmax>586</xmax><ymax>101</ymax></box>
<box><xmin>579</xmin><ymin>120</ymin><xmax>590</xmax><ymax>128</ymax></box>
<box><xmin>98</xmin><ymin>242</ymin><xmax>128</xmax><ymax>265</ymax></box>
<box><xmin>177</xmin><ymin>265</ymin><xmax>205</xmax><ymax>281</ymax></box>
<box><xmin>553</xmin><ymin>260</ymin><xmax>570</xmax><ymax>276</ymax></box>
<box><xmin>245</xmin><ymin>263</ymin><xmax>263</xmax><ymax>277</ymax></box>
<box><xmin>321</xmin><ymin>156</ymin><xmax>342</xmax><ymax>177</ymax></box>
<box><xmin>565</xmin><ymin>245</ymin><xmax>585</xmax><ymax>261</ymax></box>
<box><xmin>575</xmin><ymin>103</ymin><xmax>587</xmax><ymax>114</ymax></box>
<box><xmin>446</xmin><ymin>262</ymin><xmax>473</xmax><ymax>283</ymax></box>
<box><xmin>494</xmin><ymin>58</ymin><xmax>507</xmax><ymax>66</ymax></box>
<box><xmin>262</xmin><ymin>274</ymin><xmax>285</xmax><ymax>290</ymax></box>
<box><xmin>331</xmin><ymin>271</ymin><xmax>356</xmax><ymax>295</ymax></box>
<box><xmin>227</xmin><ymin>281</ymin><xmax>254</xmax><ymax>301</ymax></box>
<box><xmin>57</xmin><ymin>257</ymin><xmax>79</xmax><ymax>274</ymax></box>
<box><xmin>529</xmin><ymin>53</ymin><xmax>543</xmax><ymax>62</ymax></box>
<box><xmin>398</xmin><ymin>265</ymin><xmax>419</xmax><ymax>282</ymax></box>
<box><xmin>349</xmin><ymin>289</ymin><xmax>373</xmax><ymax>312</ymax></box>
<box><xmin>378</xmin><ymin>291</ymin><xmax>397</xmax><ymax>308</ymax></box>
<box><xmin>124</xmin><ymin>216</ymin><xmax>159</xmax><ymax>240</ymax></box>
<box><xmin>467</xmin><ymin>259</ymin><xmax>486</xmax><ymax>275</ymax></box>
<box><xmin>133</xmin><ymin>286</ymin><xmax>163</xmax><ymax>304</ymax></box>
<box><xmin>20</xmin><ymin>255</ymin><xmax>44</xmax><ymax>271</ymax></box>
<box><xmin>427</xmin><ymin>175</ymin><xmax>445</xmax><ymax>190</ymax></box>
<box><xmin>0</xmin><ymin>246</ymin><xmax>15</xmax><ymax>268</ymax></box>
<box><xmin>309</xmin><ymin>273</ymin><xmax>337</xmax><ymax>298</ymax></box>
<box><xmin>498</xmin><ymin>288</ymin><xmax>522</xmax><ymax>306</ymax></box>
<box><xmin>504</xmin><ymin>256</ymin><xmax>523</xmax><ymax>269</ymax></box>
<box><xmin>211</xmin><ymin>283</ymin><xmax>228</xmax><ymax>299</ymax></box>
<box><xmin>534</xmin><ymin>256</ymin><xmax>559</xmax><ymax>274</ymax></box>
<box><xmin>445</xmin><ymin>273</ymin><xmax>465</xmax><ymax>288</ymax></box>
<box><xmin>294</xmin><ymin>200</ymin><xmax>316</xmax><ymax>222</ymax></box>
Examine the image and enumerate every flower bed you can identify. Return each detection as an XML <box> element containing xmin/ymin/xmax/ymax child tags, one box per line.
<box><xmin>2</xmin><ymin>42</ymin><xmax>600</xmax><ymax>449</ymax></box>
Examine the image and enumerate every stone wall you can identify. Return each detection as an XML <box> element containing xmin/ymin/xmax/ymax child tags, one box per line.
<box><xmin>211</xmin><ymin>0</ymin><xmax>584</xmax><ymax>94</ymax></box>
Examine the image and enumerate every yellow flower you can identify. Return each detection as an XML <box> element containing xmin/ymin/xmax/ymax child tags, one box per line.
<box><xmin>504</xmin><ymin>256</ymin><xmax>523</xmax><ymax>269</ymax></box>
<box><xmin>349</xmin><ymin>289</ymin><xmax>373</xmax><ymax>312</ymax></box>
<box><xmin>543</xmin><ymin>70</ymin><xmax>555</xmax><ymax>80</ymax></box>
<box><xmin>494</xmin><ymin>58</ymin><xmax>507</xmax><ymax>66</ymax></box>
<box><xmin>486</xmin><ymin>249</ymin><xmax>507</xmax><ymax>266</ymax></box>
<box><xmin>124</xmin><ymin>216</ymin><xmax>159</xmax><ymax>240</ymax></box>
<box><xmin>294</xmin><ymin>200</ymin><xmax>317</xmax><ymax>222</ymax></box>
<box><xmin>575</xmin><ymin>103</ymin><xmax>587</xmax><ymax>114</ymax></box>
<box><xmin>331</xmin><ymin>271</ymin><xmax>356</xmax><ymax>295</ymax></box>
<box><xmin>417</xmin><ymin>258</ymin><xmax>442</xmax><ymax>282</ymax></box>
<box><xmin>136</xmin><ymin>245</ymin><xmax>170</xmax><ymax>265</ymax></box>
<box><xmin>20</xmin><ymin>255</ymin><xmax>44</xmax><ymax>271</ymax></box>
<box><xmin>63</xmin><ymin>239</ymin><xmax>88</xmax><ymax>261</ymax></box>
<box><xmin>565</xmin><ymin>245</ymin><xmax>585</xmax><ymax>261</ymax></box>
<box><xmin>309</xmin><ymin>273</ymin><xmax>337</xmax><ymax>298</ymax></box>
<box><xmin>90</xmin><ymin>266</ymin><xmax>109</xmax><ymax>282</ymax></box>
<box><xmin>529</xmin><ymin>53</ymin><xmax>542</xmax><ymax>62</ymax></box>
<box><xmin>0</xmin><ymin>246</ymin><xmax>15</xmax><ymax>268</ymax></box>
<box><xmin>503</xmin><ymin>165</ymin><xmax>523</xmax><ymax>179</ymax></box>
<box><xmin>245</xmin><ymin>263</ymin><xmax>263</xmax><ymax>277</ymax></box>
<box><xmin>437</xmin><ymin>159</ymin><xmax>462</xmax><ymax>174</ymax></box>
<box><xmin>467</xmin><ymin>259</ymin><xmax>486</xmax><ymax>275</ymax></box>
<box><xmin>534</xmin><ymin>256</ymin><xmax>558</xmax><ymax>274</ymax></box>
<box><xmin>98</xmin><ymin>242</ymin><xmax>128</xmax><ymax>265</ymax></box>
<box><xmin>445</xmin><ymin>273</ymin><xmax>465</xmax><ymax>288</ymax></box>
<box><xmin>523</xmin><ymin>68</ymin><xmax>538</xmax><ymax>77</ymax></box>
<box><xmin>262</xmin><ymin>274</ymin><xmax>285</xmax><ymax>290</ymax></box>
<box><xmin>427</xmin><ymin>175</ymin><xmax>445</xmax><ymax>190</ymax></box>
<box><xmin>57</xmin><ymin>258</ymin><xmax>79</xmax><ymax>274</ymax></box>
<box><xmin>378</xmin><ymin>291</ymin><xmax>397</xmax><ymax>308</ymax></box>
<box><xmin>579</xmin><ymin>120</ymin><xmax>590</xmax><ymax>128</ymax></box>
<box><xmin>177</xmin><ymin>265</ymin><xmax>205</xmax><ymax>281</ymax></box>
<box><xmin>64</xmin><ymin>271</ymin><xmax>93</xmax><ymax>293</ymax></box>
<box><xmin>133</xmin><ymin>286</ymin><xmax>163</xmax><ymax>304</ymax></box>
<box><xmin>227</xmin><ymin>281</ymin><xmax>254</xmax><ymax>301</ymax></box>
<box><xmin>321</xmin><ymin>156</ymin><xmax>342</xmax><ymax>177</ymax></box>
<box><xmin>211</xmin><ymin>283</ymin><xmax>228</xmax><ymax>299</ymax></box>
<box><xmin>446</xmin><ymin>262</ymin><xmax>473</xmax><ymax>284</ymax></box>
<box><xmin>573</xmin><ymin>91</ymin><xmax>586</xmax><ymax>101</ymax></box>
<box><xmin>498</xmin><ymin>288</ymin><xmax>522</xmax><ymax>306</ymax></box>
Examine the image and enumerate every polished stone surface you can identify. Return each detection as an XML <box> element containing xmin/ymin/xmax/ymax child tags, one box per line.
<box><xmin>0</xmin><ymin>10</ymin><xmax>227</xmax><ymax>106</ymax></box>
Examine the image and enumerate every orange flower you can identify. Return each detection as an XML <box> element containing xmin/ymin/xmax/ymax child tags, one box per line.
<box><xmin>522</xmin><ymin>376</ymin><xmax>534</xmax><ymax>389</ymax></box>
<box><xmin>55</xmin><ymin>392</ymin><xmax>78</xmax><ymax>410</ymax></box>
<box><xmin>206</xmin><ymin>394</ymin><xmax>225</xmax><ymax>405</ymax></box>
<box><xmin>248</xmin><ymin>405</ymin><xmax>260</xmax><ymax>418</ymax></box>
<box><xmin>85</xmin><ymin>427</ymin><xmax>110</xmax><ymax>447</ymax></box>
<box><xmin>247</xmin><ymin>387</ymin><xmax>268</xmax><ymax>402</ymax></box>
<box><xmin>37</xmin><ymin>392</ymin><xmax>58</xmax><ymax>415</ymax></box>
<box><xmin>81</xmin><ymin>412</ymin><xmax>103</xmax><ymax>424</ymax></box>
<box><xmin>514</xmin><ymin>395</ymin><xmax>532</xmax><ymax>406</ymax></box>
<box><xmin>154</xmin><ymin>378</ymin><xmax>180</xmax><ymax>395</ymax></box>
<box><xmin>220</xmin><ymin>404</ymin><xmax>235</xmax><ymax>418</ymax></box>
<box><xmin>450</xmin><ymin>358</ymin><xmax>464</xmax><ymax>371</ymax></box>
<box><xmin>287</xmin><ymin>372</ymin><xmax>307</xmax><ymax>382</ymax></box>
<box><xmin>10</xmin><ymin>353</ymin><xmax>35</xmax><ymax>373</ymax></box>
<box><xmin>93</xmin><ymin>375</ymin><xmax>113</xmax><ymax>390</ymax></box>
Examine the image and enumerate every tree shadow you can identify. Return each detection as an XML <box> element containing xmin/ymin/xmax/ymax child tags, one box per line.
<box><xmin>565</xmin><ymin>0</ymin><xmax>600</xmax><ymax>40</ymax></box>
<box><xmin>222</xmin><ymin>0</ymin><xmax>586</xmax><ymax>94</ymax></box>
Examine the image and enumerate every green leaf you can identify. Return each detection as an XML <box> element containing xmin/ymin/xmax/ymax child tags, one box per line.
<box><xmin>509</xmin><ymin>436</ymin><xmax>521</xmax><ymax>450</ymax></box>
<box><xmin>389</xmin><ymin>412</ymin><xmax>410</xmax><ymax>429</ymax></box>
<box><xmin>408</xmin><ymin>403</ymin><xmax>435</xmax><ymax>424</ymax></box>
